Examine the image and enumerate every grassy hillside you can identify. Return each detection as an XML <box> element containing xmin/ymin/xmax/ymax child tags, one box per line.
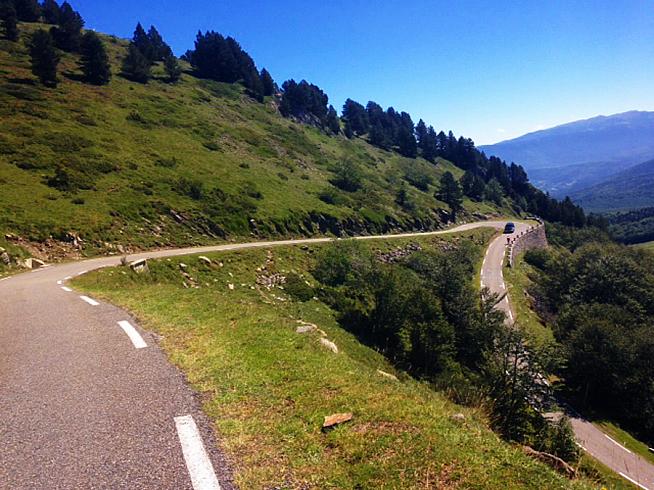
<box><xmin>74</xmin><ymin>230</ymin><xmax>598</xmax><ymax>489</ymax></box>
<box><xmin>0</xmin><ymin>23</ymin><xmax>502</xmax><ymax>262</ymax></box>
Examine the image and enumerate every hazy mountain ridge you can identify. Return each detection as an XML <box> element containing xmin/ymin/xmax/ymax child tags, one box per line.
<box><xmin>570</xmin><ymin>158</ymin><xmax>654</xmax><ymax>212</ymax></box>
<box><xmin>479</xmin><ymin>111</ymin><xmax>654</xmax><ymax>195</ymax></box>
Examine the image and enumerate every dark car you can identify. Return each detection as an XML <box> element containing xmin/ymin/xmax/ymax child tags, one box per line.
<box><xmin>503</xmin><ymin>222</ymin><xmax>515</xmax><ymax>234</ymax></box>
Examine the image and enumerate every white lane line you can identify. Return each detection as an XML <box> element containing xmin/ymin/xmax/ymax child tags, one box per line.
<box><xmin>605</xmin><ymin>434</ymin><xmax>633</xmax><ymax>454</ymax></box>
<box><xmin>79</xmin><ymin>295</ymin><xmax>99</xmax><ymax>306</ymax></box>
<box><xmin>64</xmin><ymin>276</ymin><xmax>72</xmax><ymax>280</ymax></box>
<box><xmin>61</xmin><ymin>286</ymin><xmax>72</xmax><ymax>292</ymax></box>
<box><xmin>575</xmin><ymin>442</ymin><xmax>587</xmax><ymax>452</ymax></box>
<box><xmin>174</xmin><ymin>415</ymin><xmax>221</xmax><ymax>490</ymax></box>
<box><xmin>117</xmin><ymin>321</ymin><xmax>147</xmax><ymax>349</ymax></box>
<box><xmin>76</xmin><ymin>270</ymin><xmax>88</xmax><ymax>276</ymax></box>
<box><xmin>619</xmin><ymin>472</ymin><xmax>650</xmax><ymax>490</ymax></box>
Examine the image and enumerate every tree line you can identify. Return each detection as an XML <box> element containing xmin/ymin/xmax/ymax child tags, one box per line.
<box><xmin>525</xmin><ymin>233</ymin><xmax>654</xmax><ymax>444</ymax></box>
<box><xmin>1</xmin><ymin>2</ymin><xmax>591</xmax><ymax>229</ymax></box>
<box><xmin>312</xmin><ymin>239</ymin><xmax>579</xmax><ymax>462</ymax></box>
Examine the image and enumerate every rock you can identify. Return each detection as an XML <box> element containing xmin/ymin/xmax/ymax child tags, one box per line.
<box><xmin>322</xmin><ymin>412</ymin><xmax>353</xmax><ymax>431</ymax></box>
<box><xmin>522</xmin><ymin>446</ymin><xmax>576</xmax><ymax>478</ymax></box>
<box><xmin>179</xmin><ymin>263</ymin><xmax>188</xmax><ymax>270</ymax></box>
<box><xmin>296</xmin><ymin>324</ymin><xmax>316</xmax><ymax>334</ymax></box>
<box><xmin>198</xmin><ymin>256</ymin><xmax>212</xmax><ymax>266</ymax></box>
<box><xmin>0</xmin><ymin>252</ymin><xmax>9</xmax><ymax>266</ymax></box>
<box><xmin>450</xmin><ymin>413</ymin><xmax>466</xmax><ymax>423</ymax></box>
<box><xmin>129</xmin><ymin>258</ymin><xmax>149</xmax><ymax>274</ymax></box>
<box><xmin>0</xmin><ymin>247</ymin><xmax>5</xmax><ymax>253</ymax></box>
<box><xmin>377</xmin><ymin>370</ymin><xmax>398</xmax><ymax>381</ymax></box>
<box><xmin>116</xmin><ymin>244</ymin><xmax>125</xmax><ymax>254</ymax></box>
<box><xmin>29</xmin><ymin>258</ymin><xmax>45</xmax><ymax>269</ymax></box>
<box><xmin>228</xmin><ymin>283</ymin><xmax>235</xmax><ymax>290</ymax></box>
<box><xmin>319</xmin><ymin>338</ymin><xmax>338</xmax><ymax>353</ymax></box>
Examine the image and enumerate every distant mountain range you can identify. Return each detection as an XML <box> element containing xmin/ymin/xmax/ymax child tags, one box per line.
<box><xmin>479</xmin><ymin>111</ymin><xmax>654</xmax><ymax>198</ymax></box>
<box><xmin>569</xmin><ymin>158</ymin><xmax>654</xmax><ymax>212</ymax></box>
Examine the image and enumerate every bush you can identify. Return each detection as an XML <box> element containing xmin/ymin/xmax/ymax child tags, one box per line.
<box><xmin>405</xmin><ymin>167</ymin><xmax>433</xmax><ymax>192</ymax></box>
<box><xmin>284</xmin><ymin>273</ymin><xmax>314</xmax><ymax>301</ymax></box>
<box><xmin>524</xmin><ymin>248</ymin><xmax>551</xmax><ymax>269</ymax></box>
<box><xmin>175</xmin><ymin>177</ymin><xmax>204</xmax><ymax>200</ymax></box>
<box><xmin>331</xmin><ymin>160</ymin><xmax>362</xmax><ymax>192</ymax></box>
<box><xmin>533</xmin><ymin>417</ymin><xmax>580</xmax><ymax>463</ymax></box>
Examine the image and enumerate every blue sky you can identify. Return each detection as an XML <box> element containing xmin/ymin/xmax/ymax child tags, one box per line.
<box><xmin>74</xmin><ymin>0</ymin><xmax>654</xmax><ymax>144</ymax></box>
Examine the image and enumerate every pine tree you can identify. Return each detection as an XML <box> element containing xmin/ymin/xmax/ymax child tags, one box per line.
<box><xmin>131</xmin><ymin>22</ymin><xmax>153</xmax><ymax>62</ymax></box>
<box><xmin>51</xmin><ymin>1</ymin><xmax>83</xmax><ymax>51</ymax></box>
<box><xmin>260</xmin><ymin>68</ymin><xmax>275</xmax><ymax>96</ymax></box>
<box><xmin>121</xmin><ymin>43</ymin><xmax>151</xmax><ymax>83</ymax></box>
<box><xmin>164</xmin><ymin>54</ymin><xmax>181</xmax><ymax>82</ymax></box>
<box><xmin>41</xmin><ymin>0</ymin><xmax>60</xmax><ymax>24</ymax></box>
<box><xmin>147</xmin><ymin>25</ymin><xmax>172</xmax><ymax>61</ymax></box>
<box><xmin>422</xmin><ymin>126</ymin><xmax>438</xmax><ymax>162</ymax></box>
<box><xmin>397</xmin><ymin>126</ymin><xmax>417</xmax><ymax>158</ymax></box>
<box><xmin>29</xmin><ymin>28</ymin><xmax>59</xmax><ymax>86</ymax></box>
<box><xmin>343</xmin><ymin>121</ymin><xmax>354</xmax><ymax>139</ymax></box>
<box><xmin>79</xmin><ymin>31</ymin><xmax>111</xmax><ymax>85</ymax></box>
<box><xmin>325</xmin><ymin>105</ymin><xmax>340</xmax><ymax>134</ymax></box>
<box><xmin>14</xmin><ymin>0</ymin><xmax>40</xmax><ymax>21</ymax></box>
<box><xmin>415</xmin><ymin>119</ymin><xmax>427</xmax><ymax>146</ymax></box>
<box><xmin>437</xmin><ymin>171</ymin><xmax>463</xmax><ymax>217</ymax></box>
<box><xmin>0</xmin><ymin>2</ymin><xmax>19</xmax><ymax>41</ymax></box>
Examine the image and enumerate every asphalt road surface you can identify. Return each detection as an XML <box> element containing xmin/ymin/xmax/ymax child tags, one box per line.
<box><xmin>480</xmin><ymin>222</ymin><xmax>654</xmax><ymax>490</ymax></box>
<box><xmin>2</xmin><ymin>220</ymin><xmax>653</xmax><ymax>489</ymax></box>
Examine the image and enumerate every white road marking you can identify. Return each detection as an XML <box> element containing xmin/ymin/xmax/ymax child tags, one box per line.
<box><xmin>619</xmin><ymin>472</ymin><xmax>650</xmax><ymax>490</ymax></box>
<box><xmin>0</xmin><ymin>277</ymin><xmax>8</xmax><ymax>282</ymax></box>
<box><xmin>79</xmin><ymin>295</ymin><xmax>99</xmax><ymax>306</ymax></box>
<box><xmin>575</xmin><ymin>442</ymin><xmax>587</xmax><ymax>452</ymax></box>
<box><xmin>76</xmin><ymin>270</ymin><xmax>88</xmax><ymax>276</ymax></box>
<box><xmin>174</xmin><ymin>415</ymin><xmax>221</xmax><ymax>490</ymax></box>
<box><xmin>507</xmin><ymin>310</ymin><xmax>514</xmax><ymax>321</ymax></box>
<box><xmin>64</xmin><ymin>276</ymin><xmax>72</xmax><ymax>280</ymax></box>
<box><xmin>61</xmin><ymin>286</ymin><xmax>72</xmax><ymax>292</ymax></box>
<box><xmin>117</xmin><ymin>321</ymin><xmax>147</xmax><ymax>349</ymax></box>
<box><xmin>57</xmin><ymin>280</ymin><xmax>62</xmax><ymax>285</ymax></box>
<box><xmin>605</xmin><ymin>434</ymin><xmax>633</xmax><ymax>454</ymax></box>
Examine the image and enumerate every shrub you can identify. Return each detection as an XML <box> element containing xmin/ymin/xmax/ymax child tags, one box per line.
<box><xmin>175</xmin><ymin>177</ymin><xmax>204</xmax><ymax>200</ymax></box>
<box><xmin>331</xmin><ymin>160</ymin><xmax>362</xmax><ymax>192</ymax></box>
<box><xmin>284</xmin><ymin>273</ymin><xmax>314</xmax><ymax>302</ymax></box>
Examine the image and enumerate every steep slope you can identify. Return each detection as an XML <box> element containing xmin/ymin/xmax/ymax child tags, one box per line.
<box><xmin>479</xmin><ymin>111</ymin><xmax>654</xmax><ymax>195</ymax></box>
<box><xmin>571</xmin><ymin>158</ymin><xmax>654</xmax><ymax>212</ymax></box>
<box><xmin>0</xmin><ymin>26</ymin><xmax>500</xmax><ymax>261</ymax></box>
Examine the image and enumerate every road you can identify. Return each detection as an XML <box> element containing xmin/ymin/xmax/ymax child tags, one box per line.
<box><xmin>0</xmin><ymin>222</ymin><xmax>508</xmax><ymax>489</ymax></box>
<box><xmin>480</xmin><ymin>223</ymin><xmax>654</xmax><ymax>490</ymax></box>
<box><xmin>2</xmin><ymin>220</ymin><xmax>653</xmax><ymax>488</ymax></box>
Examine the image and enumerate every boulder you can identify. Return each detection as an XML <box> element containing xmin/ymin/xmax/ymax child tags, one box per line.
<box><xmin>450</xmin><ymin>413</ymin><xmax>466</xmax><ymax>423</ymax></box>
<box><xmin>129</xmin><ymin>258</ymin><xmax>149</xmax><ymax>274</ymax></box>
<box><xmin>322</xmin><ymin>412</ymin><xmax>353</xmax><ymax>431</ymax></box>
<box><xmin>319</xmin><ymin>338</ymin><xmax>338</xmax><ymax>353</ymax></box>
<box><xmin>25</xmin><ymin>258</ymin><xmax>45</xmax><ymax>269</ymax></box>
<box><xmin>0</xmin><ymin>251</ymin><xmax>9</xmax><ymax>266</ymax></box>
<box><xmin>296</xmin><ymin>324</ymin><xmax>317</xmax><ymax>334</ymax></box>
